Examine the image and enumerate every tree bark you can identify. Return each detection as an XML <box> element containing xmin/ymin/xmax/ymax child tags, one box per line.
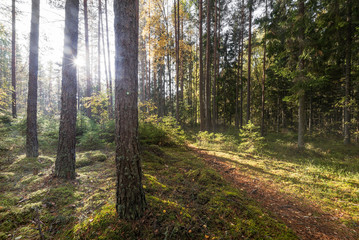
<box><xmin>97</xmin><ymin>0</ymin><xmax>102</xmax><ymax>92</ymax></box>
<box><xmin>114</xmin><ymin>0</ymin><xmax>146</xmax><ymax>220</ymax></box>
<box><xmin>55</xmin><ymin>0</ymin><xmax>79</xmax><ymax>179</ymax></box>
<box><xmin>84</xmin><ymin>0</ymin><xmax>92</xmax><ymax>118</ymax></box>
<box><xmin>104</xmin><ymin>0</ymin><xmax>113</xmax><ymax>117</ymax></box>
<box><xmin>26</xmin><ymin>0</ymin><xmax>40</xmax><ymax>158</ymax></box>
<box><xmin>205</xmin><ymin>0</ymin><xmax>211</xmax><ymax>131</ymax></box>
<box><xmin>261</xmin><ymin>0</ymin><xmax>267</xmax><ymax>136</ymax></box>
<box><xmin>344</xmin><ymin>0</ymin><xmax>352</xmax><ymax>145</ymax></box>
<box><xmin>11</xmin><ymin>0</ymin><xmax>16</xmax><ymax>118</ymax></box>
<box><xmin>175</xmin><ymin>0</ymin><xmax>180</xmax><ymax>122</ymax></box>
<box><xmin>240</xmin><ymin>0</ymin><xmax>244</xmax><ymax>128</ymax></box>
<box><xmin>199</xmin><ymin>0</ymin><xmax>205</xmax><ymax>131</ymax></box>
<box><xmin>247</xmin><ymin>0</ymin><xmax>252</xmax><ymax>124</ymax></box>
<box><xmin>297</xmin><ymin>0</ymin><xmax>305</xmax><ymax>149</ymax></box>
<box><xmin>212</xmin><ymin>0</ymin><xmax>218</xmax><ymax>131</ymax></box>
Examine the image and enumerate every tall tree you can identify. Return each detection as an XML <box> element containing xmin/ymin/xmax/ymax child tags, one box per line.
<box><xmin>11</xmin><ymin>0</ymin><xmax>16</xmax><ymax>118</ymax></box>
<box><xmin>97</xmin><ymin>0</ymin><xmax>102</xmax><ymax>92</ymax></box>
<box><xmin>344</xmin><ymin>0</ymin><xmax>352</xmax><ymax>145</ymax></box>
<box><xmin>26</xmin><ymin>0</ymin><xmax>40</xmax><ymax>158</ymax></box>
<box><xmin>205</xmin><ymin>0</ymin><xmax>211</xmax><ymax>131</ymax></box>
<box><xmin>104</xmin><ymin>0</ymin><xmax>113</xmax><ymax>117</ymax></box>
<box><xmin>175</xmin><ymin>0</ymin><xmax>180</xmax><ymax>121</ymax></box>
<box><xmin>261</xmin><ymin>0</ymin><xmax>268</xmax><ymax>136</ymax></box>
<box><xmin>247</xmin><ymin>0</ymin><xmax>252</xmax><ymax>124</ymax></box>
<box><xmin>114</xmin><ymin>0</ymin><xmax>146</xmax><ymax>219</ymax></box>
<box><xmin>297</xmin><ymin>0</ymin><xmax>306</xmax><ymax>149</ymax></box>
<box><xmin>199</xmin><ymin>0</ymin><xmax>205</xmax><ymax>131</ymax></box>
<box><xmin>55</xmin><ymin>0</ymin><xmax>79</xmax><ymax>179</ymax></box>
<box><xmin>84</xmin><ymin>0</ymin><xmax>92</xmax><ymax>118</ymax></box>
<box><xmin>212</xmin><ymin>0</ymin><xmax>218</xmax><ymax>131</ymax></box>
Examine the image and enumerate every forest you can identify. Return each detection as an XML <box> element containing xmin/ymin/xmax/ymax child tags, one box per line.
<box><xmin>0</xmin><ymin>0</ymin><xmax>358</xmax><ymax>239</ymax></box>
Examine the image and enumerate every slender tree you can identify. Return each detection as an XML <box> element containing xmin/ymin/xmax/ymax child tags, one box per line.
<box><xmin>114</xmin><ymin>0</ymin><xmax>146</xmax><ymax>220</ymax></box>
<box><xmin>104</xmin><ymin>0</ymin><xmax>113</xmax><ymax>117</ymax></box>
<box><xmin>212</xmin><ymin>0</ymin><xmax>218</xmax><ymax>131</ymax></box>
<box><xmin>297</xmin><ymin>0</ymin><xmax>305</xmax><ymax>149</ymax></box>
<box><xmin>175</xmin><ymin>0</ymin><xmax>180</xmax><ymax>121</ymax></box>
<box><xmin>344</xmin><ymin>0</ymin><xmax>352</xmax><ymax>145</ymax></box>
<box><xmin>84</xmin><ymin>0</ymin><xmax>92</xmax><ymax>118</ymax></box>
<box><xmin>247</xmin><ymin>0</ymin><xmax>252</xmax><ymax>124</ymax></box>
<box><xmin>11</xmin><ymin>0</ymin><xmax>16</xmax><ymax>118</ymax></box>
<box><xmin>97</xmin><ymin>0</ymin><xmax>102</xmax><ymax>92</ymax></box>
<box><xmin>199</xmin><ymin>0</ymin><xmax>205</xmax><ymax>131</ymax></box>
<box><xmin>261</xmin><ymin>0</ymin><xmax>267</xmax><ymax>136</ymax></box>
<box><xmin>55</xmin><ymin>0</ymin><xmax>79</xmax><ymax>179</ymax></box>
<box><xmin>205</xmin><ymin>0</ymin><xmax>211</xmax><ymax>131</ymax></box>
<box><xmin>26</xmin><ymin>0</ymin><xmax>40</xmax><ymax>158</ymax></box>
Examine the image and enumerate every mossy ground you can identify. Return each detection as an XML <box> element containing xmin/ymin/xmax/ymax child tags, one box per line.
<box><xmin>194</xmin><ymin>132</ymin><xmax>359</xmax><ymax>230</ymax></box>
<box><xmin>0</xmin><ymin>143</ymin><xmax>297</xmax><ymax>239</ymax></box>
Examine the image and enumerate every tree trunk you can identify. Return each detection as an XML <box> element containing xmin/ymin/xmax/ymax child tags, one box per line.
<box><xmin>247</xmin><ymin>1</ymin><xmax>252</xmax><ymax>124</ymax></box>
<box><xmin>97</xmin><ymin>0</ymin><xmax>102</xmax><ymax>92</ymax></box>
<box><xmin>240</xmin><ymin>0</ymin><xmax>244</xmax><ymax>128</ymax></box>
<box><xmin>114</xmin><ymin>0</ymin><xmax>146</xmax><ymax>220</ymax></box>
<box><xmin>175</xmin><ymin>0</ymin><xmax>180</xmax><ymax>122</ymax></box>
<box><xmin>55</xmin><ymin>0</ymin><xmax>79</xmax><ymax>179</ymax></box>
<box><xmin>297</xmin><ymin>0</ymin><xmax>305</xmax><ymax>149</ymax></box>
<box><xmin>205</xmin><ymin>0</ymin><xmax>211</xmax><ymax>131</ymax></box>
<box><xmin>344</xmin><ymin>0</ymin><xmax>352</xmax><ymax>145</ymax></box>
<box><xmin>199</xmin><ymin>0</ymin><xmax>205</xmax><ymax>131</ymax></box>
<box><xmin>11</xmin><ymin>0</ymin><xmax>16</xmax><ymax>118</ymax></box>
<box><xmin>261</xmin><ymin>0</ymin><xmax>267</xmax><ymax>136</ymax></box>
<box><xmin>26</xmin><ymin>0</ymin><xmax>40</xmax><ymax>158</ymax></box>
<box><xmin>84</xmin><ymin>0</ymin><xmax>92</xmax><ymax>118</ymax></box>
<box><xmin>212</xmin><ymin>0</ymin><xmax>218</xmax><ymax>131</ymax></box>
<box><xmin>104</xmin><ymin>0</ymin><xmax>113</xmax><ymax>117</ymax></box>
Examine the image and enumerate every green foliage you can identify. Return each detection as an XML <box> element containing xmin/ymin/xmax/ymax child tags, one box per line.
<box><xmin>239</xmin><ymin>121</ymin><xmax>265</xmax><ymax>154</ymax></box>
<box><xmin>196</xmin><ymin>131</ymin><xmax>239</xmax><ymax>151</ymax></box>
<box><xmin>76</xmin><ymin>151</ymin><xmax>107</xmax><ymax>168</ymax></box>
<box><xmin>83</xmin><ymin>93</ymin><xmax>110</xmax><ymax>125</ymax></box>
<box><xmin>78</xmin><ymin>131</ymin><xmax>105</xmax><ymax>150</ymax></box>
<box><xmin>139</xmin><ymin>116</ymin><xmax>185</xmax><ymax>146</ymax></box>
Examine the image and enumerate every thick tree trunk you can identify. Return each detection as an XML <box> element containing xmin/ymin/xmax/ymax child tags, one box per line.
<box><xmin>247</xmin><ymin>1</ymin><xmax>252</xmax><ymax>124</ymax></box>
<box><xmin>84</xmin><ymin>0</ymin><xmax>92</xmax><ymax>118</ymax></box>
<box><xmin>205</xmin><ymin>0</ymin><xmax>211</xmax><ymax>131</ymax></box>
<box><xmin>11</xmin><ymin>0</ymin><xmax>16</xmax><ymax>118</ymax></box>
<box><xmin>344</xmin><ymin>0</ymin><xmax>352</xmax><ymax>145</ymax></box>
<box><xmin>199</xmin><ymin>0</ymin><xmax>205</xmax><ymax>131</ymax></box>
<box><xmin>114</xmin><ymin>0</ymin><xmax>146</xmax><ymax>220</ymax></box>
<box><xmin>26</xmin><ymin>0</ymin><xmax>40</xmax><ymax>158</ymax></box>
<box><xmin>55</xmin><ymin>0</ymin><xmax>79</xmax><ymax>179</ymax></box>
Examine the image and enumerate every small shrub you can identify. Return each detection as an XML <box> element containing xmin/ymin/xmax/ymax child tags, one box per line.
<box><xmin>78</xmin><ymin>131</ymin><xmax>105</xmax><ymax>150</ymax></box>
<box><xmin>238</xmin><ymin>121</ymin><xmax>264</xmax><ymax>153</ymax></box>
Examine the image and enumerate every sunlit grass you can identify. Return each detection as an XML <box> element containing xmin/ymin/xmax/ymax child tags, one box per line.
<box><xmin>193</xmin><ymin>132</ymin><xmax>359</xmax><ymax>227</ymax></box>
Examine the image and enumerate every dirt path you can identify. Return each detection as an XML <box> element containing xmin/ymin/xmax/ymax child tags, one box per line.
<box><xmin>191</xmin><ymin>147</ymin><xmax>359</xmax><ymax>240</ymax></box>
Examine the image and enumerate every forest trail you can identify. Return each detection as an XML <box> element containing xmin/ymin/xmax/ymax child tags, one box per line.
<box><xmin>190</xmin><ymin>146</ymin><xmax>359</xmax><ymax>240</ymax></box>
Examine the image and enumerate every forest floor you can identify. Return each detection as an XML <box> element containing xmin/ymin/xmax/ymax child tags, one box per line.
<box><xmin>191</xmin><ymin>146</ymin><xmax>359</xmax><ymax>240</ymax></box>
<box><xmin>1</xmin><ymin>121</ymin><xmax>359</xmax><ymax>239</ymax></box>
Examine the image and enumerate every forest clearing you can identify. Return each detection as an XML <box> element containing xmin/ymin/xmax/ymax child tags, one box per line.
<box><xmin>0</xmin><ymin>0</ymin><xmax>358</xmax><ymax>239</ymax></box>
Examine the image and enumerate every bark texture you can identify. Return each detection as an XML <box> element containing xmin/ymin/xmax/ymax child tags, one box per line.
<box><xmin>114</xmin><ymin>0</ymin><xmax>146</xmax><ymax>220</ymax></box>
<box><xmin>26</xmin><ymin>0</ymin><xmax>40</xmax><ymax>158</ymax></box>
<box><xmin>11</xmin><ymin>0</ymin><xmax>16</xmax><ymax>118</ymax></box>
<box><xmin>55</xmin><ymin>0</ymin><xmax>79</xmax><ymax>179</ymax></box>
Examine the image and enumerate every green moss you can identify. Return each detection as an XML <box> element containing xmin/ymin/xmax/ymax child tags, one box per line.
<box><xmin>76</xmin><ymin>151</ymin><xmax>107</xmax><ymax>168</ymax></box>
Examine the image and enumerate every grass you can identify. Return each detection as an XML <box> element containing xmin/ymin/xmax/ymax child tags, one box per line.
<box><xmin>0</xmin><ymin>143</ymin><xmax>297</xmax><ymax>239</ymax></box>
<box><xmin>194</xmin><ymin>131</ymin><xmax>359</xmax><ymax>229</ymax></box>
